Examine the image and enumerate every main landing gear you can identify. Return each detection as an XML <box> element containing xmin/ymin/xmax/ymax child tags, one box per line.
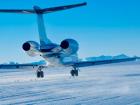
<box><xmin>70</xmin><ymin>66</ymin><xmax>79</xmax><ymax>77</ymax></box>
<box><xmin>36</xmin><ymin>66</ymin><xmax>44</xmax><ymax>78</ymax></box>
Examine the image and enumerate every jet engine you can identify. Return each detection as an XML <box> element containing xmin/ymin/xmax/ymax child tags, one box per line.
<box><xmin>60</xmin><ymin>39</ymin><xmax>79</xmax><ymax>55</ymax></box>
<box><xmin>22</xmin><ymin>41</ymin><xmax>40</xmax><ymax>57</ymax></box>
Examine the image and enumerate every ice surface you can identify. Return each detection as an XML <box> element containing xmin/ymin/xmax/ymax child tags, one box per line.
<box><xmin>0</xmin><ymin>61</ymin><xmax>140</xmax><ymax>105</ymax></box>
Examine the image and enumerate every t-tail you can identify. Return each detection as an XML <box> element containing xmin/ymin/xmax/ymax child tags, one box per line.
<box><xmin>34</xmin><ymin>6</ymin><xmax>52</xmax><ymax>48</ymax></box>
<box><xmin>0</xmin><ymin>2</ymin><xmax>87</xmax><ymax>48</ymax></box>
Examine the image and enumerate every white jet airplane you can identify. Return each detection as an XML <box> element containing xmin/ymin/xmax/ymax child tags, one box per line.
<box><xmin>0</xmin><ymin>2</ymin><xmax>136</xmax><ymax>78</ymax></box>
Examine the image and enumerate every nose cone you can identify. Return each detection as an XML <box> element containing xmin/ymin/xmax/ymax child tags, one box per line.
<box><xmin>22</xmin><ymin>43</ymin><xmax>31</xmax><ymax>51</ymax></box>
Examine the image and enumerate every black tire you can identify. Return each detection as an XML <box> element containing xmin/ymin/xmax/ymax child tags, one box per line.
<box><xmin>40</xmin><ymin>71</ymin><xmax>44</xmax><ymax>78</ymax></box>
<box><xmin>37</xmin><ymin>71</ymin><xmax>41</xmax><ymax>78</ymax></box>
<box><xmin>75</xmin><ymin>70</ymin><xmax>78</xmax><ymax>76</ymax></box>
<box><xmin>70</xmin><ymin>70</ymin><xmax>75</xmax><ymax>77</ymax></box>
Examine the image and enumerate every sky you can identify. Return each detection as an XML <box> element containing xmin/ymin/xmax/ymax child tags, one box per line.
<box><xmin>0</xmin><ymin>0</ymin><xmax>139</xmax><ymax>63</ymax></box>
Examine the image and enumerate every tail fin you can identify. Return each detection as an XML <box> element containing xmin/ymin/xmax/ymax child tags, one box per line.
<box><xmin>37</xmin><ymin>13</ymin><xmax>52</xmax><ymax>47</ymax></box>
<box><xmin>0</xmin><ymin>2</ymin><xmax>87</xmax><ymax>48</ymax></box>
<box><xmin>33</xmin><ymin>2</ymin><xmax>87</xmax><ymax>48</ymax></box>
<box><xmin>34</xmin><ymin>6</ymin><xmax>52</xmax><ymax>48</ymax></box>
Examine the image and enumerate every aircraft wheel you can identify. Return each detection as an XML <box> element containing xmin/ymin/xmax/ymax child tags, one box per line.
<box><xmin>75</xmin><ymin>70</ymin><xmax>78</xmax><ymax>76</ymax></box>
<box><xmin>40</xmin><ymin>71</ymin><xmax>44</xmax><ymax>78</ymax></box>
<box><xmin>37</xmin><ymin>71</ymin><xmax>44</xmax><ymax>78</ymax></box>
<box><xmin>70</xmin><ymin>70</ymin><xmax>75</xmax><ymax>77</ymax></box>
<box><xmin>70</xmin><ymin>70</ymin><xmax>78</xmax><ymax>77</ymax></box>
<box><xmin>37</xmin><ymin>71</ymin><xmax>41</xmax><ymax>78</ymax></box>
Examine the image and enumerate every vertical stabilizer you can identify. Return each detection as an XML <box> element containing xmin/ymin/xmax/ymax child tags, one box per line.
<box><xmin>34</xmin><ymin>6</ymin><xmax>52</xmax><ymax>48</ymax></box>
<box><xmin>0</xmin><ymin>2</ymin><xmax>87</xmax><ymax>48</ymax></box>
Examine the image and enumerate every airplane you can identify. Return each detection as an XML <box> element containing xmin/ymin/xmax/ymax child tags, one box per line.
<box><xmin>0</xmin><ymin>2</ymin><xmax>136</xmax><ymax>78</ymax></box>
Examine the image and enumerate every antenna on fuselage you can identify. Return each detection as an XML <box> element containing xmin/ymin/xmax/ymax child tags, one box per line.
<box><xmin>0</xmin><ymin>2</ymin><xmax>87</xmax><ymax>48</ymax></box>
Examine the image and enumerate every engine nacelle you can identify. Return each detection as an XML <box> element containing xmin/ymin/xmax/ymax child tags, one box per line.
<box><xmin>60</xmin><ymin>39</ymin><xmax>79</xmax><ymax>55</ymax></box>
<box><xmin>22</xmin><ymin>41</ymin><xmax>39</xmax><ymax>57</ymax></box>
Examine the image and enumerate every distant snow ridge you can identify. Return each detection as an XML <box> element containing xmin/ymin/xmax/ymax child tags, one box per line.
<box><xmin>113</xmin><ymin>54</ymin><xmax>129</xmax><ymax>59</ymax></box>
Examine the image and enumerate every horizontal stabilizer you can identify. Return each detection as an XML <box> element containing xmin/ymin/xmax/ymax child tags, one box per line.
<box><xmin>0</xmin><ymin>2</ymin><xmax>87</xmax><ymax>14</ymax></box>
<box><xmin>42</xmin><ymin>2</ymin><xmax>87</xmax><ymax>14</ymax></box>
<box><xmin>0</xmin><ymin>9</ymin><xmax>34</xmax><ymax>14</ymax></box>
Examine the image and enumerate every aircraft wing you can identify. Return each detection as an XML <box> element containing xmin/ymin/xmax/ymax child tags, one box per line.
<box><xmin>0</xmin><ymin>64</ymin><xmax>40</xmax><ymax>69</ymax></box>
<box><xmin>69</xmin><ymin>57</ymin><xmax>136</xmax><ymax>68</ymax></box>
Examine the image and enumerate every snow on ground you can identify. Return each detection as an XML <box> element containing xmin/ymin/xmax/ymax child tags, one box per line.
<box><xmin>0</xmin><ymin>61</ymin><xmax>140</xmax><ymax>105</ymax></box>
